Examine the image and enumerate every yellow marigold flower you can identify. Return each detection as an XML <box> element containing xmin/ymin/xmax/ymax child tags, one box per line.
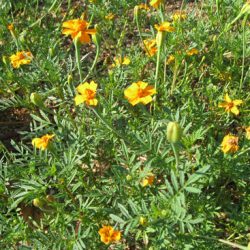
<box><xmin>155</xmin><ymin>22</ymin><xmax>175</xmax><ymax>32</ymax></box>
<box><xmin>32</xmin><ymin>134</ymin><xmax>55</xmax><ymax>150</ymax></box>
<box><xmin>141</xmin><ymin>174</ymin><xmax>155</xmax><ymax>187</ymax></box>
<box><xmin>218</xmin><ymin>94</ymin><xmax>243</xmax><ymax>115</ymax></box>
<box><xmin>74</xmin><ymin>81</ymin><xmax>98</xmax><ymax>106</ymax></box>
<box><xmin>105</xmin><ymin>13</ymin><xmax>115</xmax><ymax>20</ymax></box>
<box><xmin>124</xmin><ymin>81</ymin><xmax>156</xmax><ymax>106</ymax></box>
<box><xmin>150</xmin><ymin>0</ymin><xmax>163</xmax><ymax>9</ymax></box>
<box><xmin>112</xmin><ymin>56</ymin><xmax>130</xmax><ymax>67</ymax></box>
<box><xmin>245</xmin><ymin>127</ymin><xmax>250</xmax><ymax>140</ymax></box>
<box><xmin>143</xmin><ymin>39</ymin><xmax>157</xmax><ymax>57</ymax></box>
<box><xmin>137</xmin><ymin>3</ymin><xmax>150</xmax><ymax>11</ymax></box>
<box><xmin>186</xmin><ymin>48</ymin><xmax>199</xmax><ymax>56</ymax></box>
<box><xmin>221</xmin><ymin>134</ymin><xmax>239</xmax><ymax>154</ymax></box>
<box><xmin>98</xmin><ymin>225</ymin><xmax>121</xmax><ymax>245</ymax></box>
<box><xmin>172</xmin><ymin>10</ymin><xmax>187</xmax><ymax>21</ymax></box>
<box><xmin>7</xmin><ymin>23</ymin><xmax>14</xmax><ymax>31</ymax></box>
<box><xmin>166</xmin><ymin>54</ymin><xmax>175</xmax><ymax>65</ymax></box>
<box><xmin>62</xmin><ymin>19</ymin><xmax>96</xmax><ymax>43</ymax></box>
<box><xmin>10</xmin><ymin>51</ymin><xmax>33</xmax><ymax>68</ymax></box>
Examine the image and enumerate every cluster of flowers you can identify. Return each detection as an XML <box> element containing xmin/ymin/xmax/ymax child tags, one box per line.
<box><xmin>218</xmin><ymin>94</ymin><xmax>249</xmax><ymax>153</ymax></box>
<box><xmin>6</xmin><ymin>0</ymin><xmax>249</xmax><ymax>244</ymax></box>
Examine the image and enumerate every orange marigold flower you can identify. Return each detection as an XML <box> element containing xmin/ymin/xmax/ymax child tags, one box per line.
<box><xmin>141</xmin><ymin>174</ymin><xmax>155</xmax><ymax>187</ymax></box>
<box><xmin>62</xmin><ymin>19</ymin><xmax>96</xmax><ymax>43</ymax></box>
<box><xmin>166</xmin><ymin>54</ymin><xmax>175</xmax><ymax>65</ymax></box>
<box><xmin>74</xmin><ymin>81</ymin><xmax>98</xmax><ymax>106</ymax></box>
<box><xmin>150</xmin><ymin>0</ymin><xmax>163</xmax><ymax>9</ymax></box>
<box><xmin>7</xmin><ymin>23</ymin><xmax>14</xmax><ymax>31</ymax></box>
<box><xmin>155</xmin><ymin>22</ymin><xmax>175</xmax><ymax>32</ymax></box>
<box><xmin>172</xmin><ymin>10</ymin><xmax>187</xmax><ymax>21</ymax></box>
<box><xmin>245</xmin><ymin>127</ymin><xmax>250</xmax><ymax>140</ymax></box>
<box><xmin>221</xmin><ymin>134</ymin><xmax>239</xmax><ymax>154</ymax></box>
<box><xmin>112</xmin><ymin>56</ymin><xmax>130</xmax><ymax>67</ymax></box>
<box><xmin>186</xmin><ymin>48</ymin><xmax>199</xmax><ymax>56</ymax></box>
<box><xmin>143</xmin><ymin>39</ymin><xmax>157</xmax><ymax>57</ymax></box>
<box><xmin>32</xmin><ymin>134</ymin><xmax>55</xmax><ymax>150</ymax></box>
<box><xmin>124</xmin><ymin>81</ymin><xmax>156</xmax><ymax>106</ymax></box>
<box><xmin>137</xmin><ymin>3</ymin><xmax>150</xmax><ymax>11</ymax></box>
<box><xmin>105</xmin><ymin>13</ymin><xmax>115</xmax><ymax>20</ymax></box>
<box><xmin>98</xmin><ymin>225</ymin><xmax>121</xmax><ymax>245</ymax></box>
<box><xmin>218</xmin><ymin>94</ymin><xmax>243</xmax><ymax>116</ymax></box>
<box><xmin>10</xmin><ymin>51</ymin><xmax>32</xmax><ymax>68</ymax></box>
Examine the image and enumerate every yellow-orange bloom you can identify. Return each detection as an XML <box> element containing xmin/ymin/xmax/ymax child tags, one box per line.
<box><xmin>137</xmin><ymin>3</ymin><xmax>150</xmax><ymax>11</ymax></box>
<box><xmin>186</xmin><ymin>48</ymin><xmax>199</xmax><ymax>56</ymax></box>
<box><xmin>150</xmin><ymin>0</ymin><xmax>163</xmax><ymax>8</ymax></box>
<box><xmin>172</xmin><ymin>10</ymin><xmax>187</xmax><ymax>21</ymax></box>
<box><xmin>32</xmin><ymin>134</ymin><xmax>55</xmax><ymax>150</ymax></box>
<box><xmin>155</xmin><ymin>22</ymin><xmax>175</xmax><ymax>32</ymax></box>
<box><xmin>10</xmin><ymin>51</ymin><xmax>32</xmax><ymax>68</ymax></box>
<box><xmin>221</xmin><ymin>134</ymin><xmax>239</xmax><ymax>154</ymax></box>
<box><xmin>143</xmin><ymin>39</ymin><xmax>157</xmax><ymax>57</ymax></box>
<box><xmin>62</xmin><ymin>19</ymin><xmax>96</xmax><ymax>43</ymax></box>
<box><xmin>105</xmin><ymin>13</ymin><xmax>115</xmax><ymax>20</ymax></box>
<box><xmin>7</xmin><ymin>23</ymin><xmax>14</xmax><ymax>31</ymax></box>
<box><xmin>166</xmin><ymin>54</ymin><xmax>175</xmax><ymax>65</ymax></box>
<box><xmin>245</xmin><ymin>127</ymin><xmax>250</xmax><ymax>140</ymax></box>
<box><xmin>74</xmin><ymin>81</ymin><xmax>98</xmax><ymax>106</ymax></box>
<box><xmin>218</xmin><ymin>94</ymin><xmax>243</xmax><ymax>115</ymax></box>
<box><xmin>124</xmin><ymin>81</ymin><xmax>156</xmax><ymax>106</ymax></box>
<box><xmin>141</xmin><ymin>174</ymin><xmax>155</xmax><ymax>187</ymax></box>
<box><xmin>98</xmin><ymin>226</ymin><xmax>121</xmax><ymax>245</ymax></box>
<box><xmin>112</xmin><ymin>56</ymin><xmax>130</xmax><ymax>67</ymax></box>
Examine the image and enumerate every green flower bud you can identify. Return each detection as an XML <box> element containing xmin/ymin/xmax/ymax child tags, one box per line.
<box><xmin>30</xmin><ymin>92</ymin><xmax>44</xmax><ymax>107</ymax></box>
<box><xmin>126</xmin><ymin>175</ymin><xmax>132</xmax><ymax>181</ymax></box>
<box><xmin>67</xmin><ymin>74</ymin><xmax>73</xmax><ymax>84</ymax></box>
<box><xmin>33</xmin><ymin>198</ymin><xmax>45</xmax><ymax>208</ymax></box>
<box><xmin>166</xmin><ymin>121</ymin><xmax>182</xmax><ymax>143</ymax></box>
<box><xmin>2</xmin><ymin>56</ymin><xmax>7</xmax><ymax>65</ymax></box>
<box><xmin>92</xmin><ymin>25</ymin><xmax>101</xmax><ymax>47</ymax></box>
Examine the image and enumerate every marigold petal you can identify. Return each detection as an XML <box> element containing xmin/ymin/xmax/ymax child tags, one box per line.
<box><xmin>233</xmin><ymin>100</ymin><xmax>243</xmax><ymax>105</ymax></box>
<box><xmin>74</xmin><ymin>95</ymin><xmax>85</xmax><ymax>106</ymax></box>
<box><xmin>224</xmin><ymin>93</ymin><xmax>231</xmax><ymax>102</ymax></box>
<box><xmin>230</xmin><ymin>106</ymin><xmax>240</xmax><ymax>115</ymax></box>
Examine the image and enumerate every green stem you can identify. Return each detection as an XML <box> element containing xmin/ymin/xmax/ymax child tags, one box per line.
<box><xmin>171</xmin><ymin>143</ymin><xmax>179</xmax><ymax>170</ymax></box>
<box><xmin>82</xmin><ymin>42</ymin><xmax>100</xmax><ymax>83</ymax></box>
<box><xmin>74</xmin><ymin>39</ymin><xmax>83</xmax><ymax>82</ymax></box>
<box><xmin>155</xmin><ymin>39</ymin><xmax>162</xmax><ymax>92</ymax></box>
<box><xmin>135</xmin><ymin>10</ymin><xmax>150</xmax><ymax>56</ymax></box>
<box><xmin>91</xmin><ymin>108</ymin><xmax>129</xmax><ymax>143</ymax></box>
<box><xmin>240</xmin><ymin>14</ymin><xmax>248</xmax><ymax>90</ymax></box>
<box><xmin>170</xmin><ymin>61</ymin><xmax>178</xmax><ymax>95</ymax></box>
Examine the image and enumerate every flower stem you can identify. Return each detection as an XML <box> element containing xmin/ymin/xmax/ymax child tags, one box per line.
<box><xmin>74</xmin><ymin>39</ymin><xmax>83</xmax><ymax>82</ymax></box>
<box><xmin>82</xmin><ymin>41</ymin><xmax>100</xmax><ymax>83</ymax></box>
<box><xmin>171</xmin><ymin>143</ymin><xmax>179</xmax><ymax>170</ymax></box>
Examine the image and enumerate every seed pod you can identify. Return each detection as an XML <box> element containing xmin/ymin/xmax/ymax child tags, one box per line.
<box><xmin>166</xmin><ymin>121</ymin><xmax>182</xmax><ymax>143</ymax></box>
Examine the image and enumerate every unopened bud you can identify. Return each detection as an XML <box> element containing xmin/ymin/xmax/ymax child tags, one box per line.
<box><xmin>126</xmin><ymin>175</ymin><xmax>132</xmax><ymax>181</ymax></box>
<box><xmin>2</xmin><ymin>56</ymin><xmax>7</xmax><ymax>65</ymax></box>
<box><xmin>67</xmin><ymin>74</ymin><xmax>73</xmax><ymax>84</ymax></box>
<box><xmin>166</xmin><ymin>121</ymin><xmax>182</xmax><ymax>143</ymax></box>
<box><xmin>49</xmin><ymin>48</ymin><xmax>54</xmax><ymax>57</ymax></box>
<box><xmin>33</xmin><ymin>198</ymin><xmax>45</xmax><ymax>208</ymax></box>
<box><xmin>30</xmin><ymin>92</ymin><xmax>44</xmax><ymax>107</ymax></box>
<box><xmin>92</xmin><ymin>25</ymin><xmax>101</xmax><ymax>47</ymax></box>
<box><xmin>46</xmin><ymin>195</ymin><xmax>55</xmax><ymax>203</ymax></box>
<box><xmin>139</xmin><ymin>216</ymin><xmax>147</xmax><ymax>225</ymax></box>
